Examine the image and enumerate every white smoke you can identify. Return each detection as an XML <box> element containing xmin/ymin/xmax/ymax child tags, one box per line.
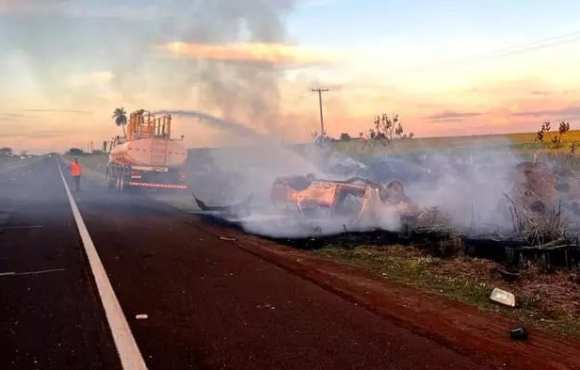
<box><xmin>407</xmin><ymin>143</ymin><xmax>521</xmax><ymax>233</ymax></box>
<box><xmin>186</xmin><ymin>137</ymin><xmax>528</xmax><ymax>239</ymax></box>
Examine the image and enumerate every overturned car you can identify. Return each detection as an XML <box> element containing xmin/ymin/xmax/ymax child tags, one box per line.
<box><xmin>193</xmin><ymin>172</ymin><xmax>434</xmax><ymax>236</ymax></box>
<box><xmin>270</xmin><ymin>175</ymin><xmax>420</xmax><ymax>228</ymax></box>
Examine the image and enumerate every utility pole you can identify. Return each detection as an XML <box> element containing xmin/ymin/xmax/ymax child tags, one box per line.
<box><xmin>311</xmin><ymin>88</ymin><xmax>329</xmax><ymax>137</ymax></box>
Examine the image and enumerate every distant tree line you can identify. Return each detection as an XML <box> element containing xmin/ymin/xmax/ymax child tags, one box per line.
<box><xmin>67</xmin><ymin>148</ymin><xmax>84</xmax><ymax>156</ymax></box>
<box><xmin>322</xmin><ymin>113</ymin><xmax>414</xmax><ymax>144</ymax></box>
<box><xmin>0</xmin><ymin>147</ymin><xmax>13</xmax><ymax>156</ymax></box>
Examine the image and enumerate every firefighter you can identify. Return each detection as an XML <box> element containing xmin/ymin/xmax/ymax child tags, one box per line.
<box><xmin>70</xmin><ymin>158</ymin><xmax>82</xmax><ymax>192</ymax></box>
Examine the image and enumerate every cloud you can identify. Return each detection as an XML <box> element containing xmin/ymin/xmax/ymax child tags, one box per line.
<box><xmin>426</xmin><ymin>110</ymin><xmax>483</xmax><ymax>122</ymax></box>
<box><xmin>0</xmin><ymin>113</ymin><xmax>24</xmax><ymax>120</ymax></box>
<box><xmin>67</xmin><ymin>70</ymin><xmax>114</xmax><ymax>88</ymax></box>
<box><xmin>0</xmin><ymin>0</ymin><xmax>65</xmax><ymax>13</ymax></box>
<box><xmin>21</xmin><ymin>109</ymin><xmax>93</xmax><ymax>114</ymax></box>
<box><xmin>511</xmin><ymin>105</ymin><xmax>580</xmax><ymax>118</ymax></box>
<box><xmin>161</xmin><ymin>41</ymin><xmax>334</xmax><ymax>66</ymax></box>
<box><xmin>298</xmin><ymin>0</ymin><xmax>341</xmax><ymax>8</ymax></box>
<box><xmin>526</xmin><ymin>88</ymin><xmax>576</xmax><ymax>97</ymax></box>
<box><xmin>0</xmin><ymin>131</ymin><xmax>65</xmax><ymax>139</ymax></box>
<box><xmin>531</xmin><ymin>90</ymin><xmax>551</xmax><ymax>96</ymax></box>
<box><xmin>0</xmin><ymin>109</ymin><xmax>91</xmax><ymax>123</ymax></box>
<box><xmin>0</xmin><ymin>118</ymin><xmax>70</xmax><ymax>138</ymax></box>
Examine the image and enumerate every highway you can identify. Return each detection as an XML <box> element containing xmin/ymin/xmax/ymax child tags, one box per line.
<box><xmin>0</xmin><ymin>157</ymin><xmax>119</xmax><ymax>369</ymax></box>
<box><xmin>0</xmin><ymin>156</ymin><xmax>578</xmax><ymax>370</ymax></box>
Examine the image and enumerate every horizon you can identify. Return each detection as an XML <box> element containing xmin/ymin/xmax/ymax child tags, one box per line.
<box><xmin>2</xmin><ymin>0</ymin><xmax>580</xmax><ymax>152</ymax></box>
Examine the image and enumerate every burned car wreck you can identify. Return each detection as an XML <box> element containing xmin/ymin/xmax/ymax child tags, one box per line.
<box><xmin>270</xmin><ymin>175</ymin><xmax>419</xmax><ymax>225</ymax></box>
<box><xmin>194</xmin><ymin>173</ymin><xmax>423</xmax><ymax>233</ymax></box>
<box><xmin>192</xmin><ymin>156</ymin><xmax>580</xmax><ymax>271</ymax></box>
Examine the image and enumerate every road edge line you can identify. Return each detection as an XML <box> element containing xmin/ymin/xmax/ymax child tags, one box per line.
<box><xmin>58</xmin><ymin>161</ymin><xmax>148</xmax><ymax>370</ymax></box>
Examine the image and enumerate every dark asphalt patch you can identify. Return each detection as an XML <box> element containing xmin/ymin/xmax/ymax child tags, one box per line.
<box><xmin>0</xmin><ymin>157</ymin><xmax>120</xmax><ymax>370</ymax></box>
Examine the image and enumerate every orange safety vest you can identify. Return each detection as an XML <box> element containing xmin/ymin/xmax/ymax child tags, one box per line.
<box><xmin>70</xmin><ymin>162</ymin><xmax>82</xmax><ymax>177</ymax></box>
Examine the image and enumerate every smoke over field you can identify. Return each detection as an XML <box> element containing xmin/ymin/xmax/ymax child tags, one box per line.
<box><xmin>182</xmin><ymin>137</ymin><xmax>580</xmax><ymax>239</ymax></box>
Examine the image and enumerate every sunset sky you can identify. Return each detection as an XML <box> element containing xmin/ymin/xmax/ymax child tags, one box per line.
<box><xmin>2</xmin><ymin>0</ymin><xmax>580</xmax><ymax>152</ymax></box>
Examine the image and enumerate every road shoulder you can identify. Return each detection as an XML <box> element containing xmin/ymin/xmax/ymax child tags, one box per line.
<box><xmin>202</xmin><ymin>221</ymin><xmax>580</xmax><ymax>370</ymax></box>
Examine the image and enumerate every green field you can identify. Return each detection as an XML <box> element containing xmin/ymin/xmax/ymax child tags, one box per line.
<box><xmin>64</xmin><ymin>153</ymin><xmax>108</xmax><ymax>171</ymax></box>
<box><xmin>329</xmin><ymin>130</ymin><xmax>580</xmax><ymax>160</ymax></box>
<box><xmin>69</xmin><ymin>129</ymin><xmax>580</xmax><ymax>165</ymax></box>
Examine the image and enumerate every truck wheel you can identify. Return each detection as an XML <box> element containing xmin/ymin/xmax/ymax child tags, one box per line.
<box><xmin>106</xmin><ymin>168</ymin><xmax>115</xmax><ymax>191</ymax></box>
<box><xmin>107</xmin><ymin>178</ymin><xmax>115</xmax><ymax>191</ymax></box>
<box><xmin>115</xmin><ymin>172</ymin><xmax>123</xmax><ymax>192</ymax></box>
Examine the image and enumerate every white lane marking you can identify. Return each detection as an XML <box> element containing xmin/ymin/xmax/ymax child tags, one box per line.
<box><xmin>58</xmin><ymin>162</ymin><xmax>148</xmax><ymax>370</ymax></box>
<box><xmin>16</xmin><ymin>268</ymin><xmax>65</xmax><ymax>276</ymax></box>
<box><xmin>0</xmin><ymin>225</ymin><xmax>44</xmax><ymax>231</ymax></box>
<box><xmin>0</xmin><ymin>268</ymin><xmax>65</xmax><ymax>277</ymax></box>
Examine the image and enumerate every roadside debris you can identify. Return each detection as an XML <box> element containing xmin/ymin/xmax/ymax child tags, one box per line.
<box><xmin>490</xmin><ymin>288</ymin><xmax>516</xmax><ymax>307</ymax></box>
<box><xmin>257</xmin><ymin>303</ymin><xmax>276</xmax><ymax>310</ymax></box>
<box><xmin>498</xmin><ymin>269</ymin><xmax>520</xmax><ymax>282</ymax></box>
<box><xmin>510</xmin><ymin>326</ymin><xmax>528</xmax><ymax>341</ymax></box>
<box><xmin>219</xmin><ymin>236</ymin><xmax>237</xmax><ymax>242</ymax></box>
<box><xmin>194</xmin><ymin>193</ymin><xmax>252</xmax><ymax>217</ymax></box>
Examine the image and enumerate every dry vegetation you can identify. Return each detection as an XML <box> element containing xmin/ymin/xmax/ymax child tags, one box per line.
<box><xmin>316</xmin><ymin>244</ymin><xmax>580</xmax><ymax>338</ymax></box>
<box><xmin>331</xmin><ymin>129</ymin><xmax>580</xmax><ymax>159</ymax></box>
<box><xmin>317</xmin><ymin>129</ymin><xmax>580</xmax><ymax>338</ymax></box>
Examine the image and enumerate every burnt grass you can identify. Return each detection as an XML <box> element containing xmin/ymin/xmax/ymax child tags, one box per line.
<box><xmin>199</xmin><ymin>213</ymin><xmax>452</xmax><ymax>251</ymax></box>
<box><xmin>270</xmin><ymin>227</ymin><xmax>456</xmax><ymax>252</ymax></box>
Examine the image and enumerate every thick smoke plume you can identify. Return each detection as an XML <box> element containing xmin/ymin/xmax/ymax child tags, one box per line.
<box><xmin>162</xmin><ymin>0</ymin><xmax>296</xmax><ymax>135</ymax></box>
<box><xmin>185</xmin><ymin>138</ymin><xmax>538</xmax><ymax>239</ymax></box>
<box><xmin>0</xmin><ymin>0</ymin><xmax>297</xmax><ymax>148</ymax></box>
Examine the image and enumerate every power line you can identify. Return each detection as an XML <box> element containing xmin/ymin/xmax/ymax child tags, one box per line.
<box><xmin>491</xmin><ymin>29</ymin><xmax>580</xmax><ymax>58</ymax></box>
<box><xmin>312</xmin><ymin>88</ymin><xmax>329</xmax><ymax>137</ymax></box>
<box><xmin>400</xmin><ymin>28</ymin><xmax>580</xmax><ymax>73</ymax></box>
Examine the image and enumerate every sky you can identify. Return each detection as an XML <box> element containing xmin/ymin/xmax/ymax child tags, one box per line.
<box><xmin>1</xmin><ymin>0</ymin><xmax>580</xmax><ymax>152</ymax></box>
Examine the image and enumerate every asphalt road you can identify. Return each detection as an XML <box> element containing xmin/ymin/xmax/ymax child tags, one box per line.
<box><xmin>0</xmin><ymin>157</ymin><xmax>499</xmax><ymax>369</ymax></box>
<box><xmin>0</xmin><ymin>157</ymin><xmax>119</xmax><ymax>370</ymax></box>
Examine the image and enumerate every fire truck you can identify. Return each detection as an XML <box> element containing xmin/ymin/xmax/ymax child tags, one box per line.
<box><xmin>107</xmin><ymin>110</ymin><xmax>188</xmax><ymax>191</ymax></box>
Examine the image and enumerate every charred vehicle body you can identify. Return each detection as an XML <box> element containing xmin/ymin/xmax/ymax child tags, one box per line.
<box><xmin>271</xmin><ymin>175</ymin><xmax>419</xmax><ymax>222</ymax></box>
<box><xmin>195</xmin><ymin>173</ymin><xmax>421</xmax><ymax>231</ymax></box>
